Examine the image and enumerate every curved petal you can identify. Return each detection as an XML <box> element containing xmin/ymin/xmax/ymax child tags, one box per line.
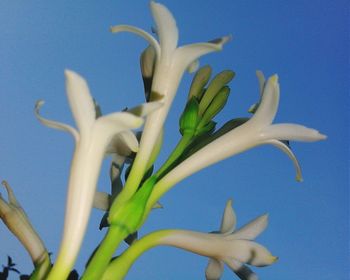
<box><xmin>106</xmin><ymin>131</ymin><xmax>139</xmax><ymax>156</ymax></box>
<box><xmin>174</xmin><ymin>36</ymin><xmax>231</xmax><ymax>73</ymax></box>
<box><xmin>230</xmin><ymin>214</ymin><xmax>268</xmax><ymax>240</ymax></box>
<box><xmin>224</xmin><ymin>258</ymin><xmax>258</xmax><ymax>280</ymax></box>
<box><xmin>127</xmin><ymin>101</ymin><xmax>164</xmax><ymax>117</ymax></box>
<box><xmin>265</xmin><ymin>139</ymin><xmax>303</xmax><ymax>182</ymax></box>
<box><xmin>260</xmin><ymin>123</ymin><xmax>327</xmax><ymax>142</ymax></box>
<box><xmin>227</xmin><ymin>240</ymin><xmax>277</xmax><ymax>267</ymax></box>
<box><xmin>256</xmin><ymin>70</ymin><xmax>265</xmax><ymax>97</ymax></box>
<box><xmin>205</xmin><ymin>258</ymin><xmax>224</xmax><ymax>280</ymax></box>
<box><xmin>220</xmin><ymin>199</ymin><xmax>236</xmax><ymax>233</ymax></box>
<box><xmin>110</xmin><ymin>25</ymin><xmax>160</xmax><ymax>57</ymax></box>
<box><xmin>150</xmin><ymin>1</ymin><xmax>178</xmax><ymax>55</ymax></box>
<box><xmin>65</xmin><ymin>70</ymin><xmax>96</xmax><ymax>136</ymax></box>
<box><xmin>250</xmin><ymin>75</ymin><xmax>279</xmax><ymax>127</ymax></box>
<box><xmin>34</xmin><ymin>100</ymin><xmax>79</xmax><ymax>142</ymax></box>
<box><xmin>93</xmin><ymin>192</ymin><xmax>110</xmax><ymax>211</ymax></box>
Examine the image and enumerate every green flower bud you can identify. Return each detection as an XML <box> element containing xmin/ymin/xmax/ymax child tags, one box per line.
<box><xmin>198</xmin><ymin>70</ymin><xmax>235</xmax><ymax>116</ymax></box>
<box><xmin>179</xmin><ymin>97</ymin><xmax>199</xmax><ymax>136</ymax></box>
<box><xmin>197</xmin><ymin>86</ymin><xmax>230</xmax><ymax>130</ymax></box>
<box><xmin>188</xmin><ymin>65</ymin><xmax>212</xmax><ymax>100</ymax></box>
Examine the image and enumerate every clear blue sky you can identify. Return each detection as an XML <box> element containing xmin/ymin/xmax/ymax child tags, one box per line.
<box><xmin>0</xmin><ymin>1</ymin><xmax>348</xmax><ymax>279</ymax></box>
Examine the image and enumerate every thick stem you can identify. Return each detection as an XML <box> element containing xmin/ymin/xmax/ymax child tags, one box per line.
<box><xmin>81</xmin><ymin>226</ymin><xmax>128</xmax><ymax>280</ymax></box>
<box><xmin>101</xmin><ymin>230</ymin><xmax>171</xmax><ymax>280</ymax></box>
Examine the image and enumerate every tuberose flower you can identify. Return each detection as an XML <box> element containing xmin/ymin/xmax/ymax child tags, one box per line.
<box><xmin>101</xmin><ymin>200</ymin><xmax>276</xmax><ymax>280</ymax></box>
<box><xmin>205</xmin><ymin>200</ymin><xmax>272</xmax><ymax>280</ymax></box>
<box><xmin>110</xmin><ymin>1</ymin><xmax>230</xmax><ymax>196</ymax></box>
<box><xmin>35</xmin><ymin>70</ymin><xmax>161</xmax><ymax>279</ymax></box>
<box><xmin>0</xmin><ymin>181</ymin><xmax>50</xmax><ymax>278</ymax></box>
<box><xmin>147</xmin><ymin>73</ymin><xmax>326</xmax><ymax>208</ymax></box>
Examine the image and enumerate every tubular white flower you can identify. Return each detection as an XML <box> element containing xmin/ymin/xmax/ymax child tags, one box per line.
<box><xmin>102</xmin><ymin>200</ymin><xmax>275</xmax><ymax>280</ymax></box>
<box><xmin>148</xmin><ymin>73</ymin><xmax>326</xmax><ymax>208</ymax></box>
<box><xmin>111</xmin><ymin>1</ymin><xmax>230</xmax><ymax>197</ymax></box>
<box><xmin>35</xmin><ymin>70</ymin><xmax>161</xmax><ymax>280</ymax></box>
<box><xmin>204</xmin><ymin>200</ymin><xmax>272</xmax><ymax>280</ymax></box>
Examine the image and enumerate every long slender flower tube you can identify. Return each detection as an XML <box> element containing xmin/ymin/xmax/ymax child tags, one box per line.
<box><xmin>101</xmin><ymin>200</ymin><xmax>275</xmax><ymax>280</ymax></box>
<box><xmin>35</xmin><ymin>70</ymin><xmax>161</xmax><ymax>280</ymax></box>
<box><xmin>0</xmin><ymin>181</ymin><xmax>50</xmax><ymax>279</ymax></box>
<box><xmin>110</xmin><ymin>1</ymin><xmax>230</xmax><ymax>202</ymax></box>
<box><xmin>146</xmin><ymin>74</ymin><xmax>326</xmax><ymax>211</ymax></box>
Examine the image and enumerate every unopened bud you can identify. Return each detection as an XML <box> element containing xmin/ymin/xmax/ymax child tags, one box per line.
<box><xmin>188</xmin><ymin>65</ymin><xmax>212</xmax><ymax>100</ymax></box>
<box><xmin>179</xmin><ymin>97</ymin><xmax>199</xmax><ymax>136</ymax></box>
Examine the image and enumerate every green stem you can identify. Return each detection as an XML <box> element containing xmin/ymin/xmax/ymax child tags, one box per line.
<box><xmin>156</xmin><ymin>133</ymin><xmax>193</xmax><ymax>178</ymax></box>
<box><xmin>81</xmin><ymin>226</ymin><xmax>128</xmax><ymax>280</ymax></box>
<box><xmin>101</xmin><ymin>230</ymin><xmax>172</xmax><ymax>280</ymax></box>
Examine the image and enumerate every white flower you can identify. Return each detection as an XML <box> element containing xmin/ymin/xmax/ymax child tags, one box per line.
<box><xmin>35</xmin><ymin>70</ymin><xmax>161</xmax><ymax>279</ymax></box>
<box><xmin>205</xmin><ymin>200</ymin><xmax>272</xmax><ymax>280</ymax></box>
<box><xmin>0</xmin><ymin>181</ymin><xmax>50</xmax><ymax>278</ymax></box>
<box><xmin>148</xmin><ymin>73</ymin><xmax>326</xmax><ymax>208</ymax></box>
<box><xmin>110</xmin><ymin>1</ymin><xmax>230</xmax><ymax>196</ymax></box>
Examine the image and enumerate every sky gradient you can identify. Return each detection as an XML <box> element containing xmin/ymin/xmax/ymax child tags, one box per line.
<box><xmin>0</xmin><ymin>1</ymin><xmax>348</xmax><ymax>279</ymax></box>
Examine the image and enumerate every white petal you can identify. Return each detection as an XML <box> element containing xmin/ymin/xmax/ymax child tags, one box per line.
<box><xmin>110</xmin><ymin>25</ymin><xmax>160</xmax><ymax>57</ymax></box>
<box><xmin>34</xmin><ymin>100</ymin><xmax>79</xmax><ymax>142</ymax></box>
<box><xmin>265</xmin><ymin>139</ymin><xmax>303</xmax><ymax>181</ymax></box>
<box><xmin>220</xmin><ymin>199</ymin><xmax>236</xmax><ymax>234</ymax></box>
<box><xmin>250</xmin><ymin>75</ymin><xmax>279</xmax><ymax>127</ymax></box>
<box><xmin>93</xmin><ymin>192</ymin><xmax>110</xmax><ymax>211</ymax></box>
<box><xmin>106</xmin><ymin>130</ymin><xmax>139</xmax><ymax>156</ymax></box>
<box><xmin>187</xmin><ymin>59</ymin><xmax>200</xmax><ymax>73</ymax></box>
<box><xmin>230</xmin><ymin>214</ymin><xmax>268</xmax><ymax>240</ymax></box>
<box><xmin>224</xmin><ymin>258</ymin><xmax>258</xmax><ymax>280</ymax></box>
<box><xmin>127</xmin><ymin>101</ymin><xmax>163</xmax><ymax>117</ymax></box>
<box><xmin>260</xmin><ymin>123</ymin><xmax>327</xmax><ymax>142</ymax></box>
<box><xmin>227</xmin><ymin>240</ymin><xmax>277</xmax><ymax>267</ymax></box>
<box><xmin>256</xmin><ymin>70</ymin><xmax>265</xmax><ymax>97</ymax></box>
<box><xmin>174</xmin><ymin>37</ymin><xmax>230</xmax><ymax>73</ymax></box>
<box><xmin>65</xmin><ymin>70</ymin><xmax>96</xmax><ymax>136</ymax></box>
<box><xmin>150</xmin><ymin>1</ymin><xmax>178</xmax><ymax>54</ymax></box>
<box><xmin>205</xmin><ymin>258</ymin><xmax>224</xmax><ymax>280</ymax></box>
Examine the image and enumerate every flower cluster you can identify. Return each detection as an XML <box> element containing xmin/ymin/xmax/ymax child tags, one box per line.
<box><xmin>0</xmin><ymin>1</ymin><xmax>326</xmax><ymax>280</ymax></box>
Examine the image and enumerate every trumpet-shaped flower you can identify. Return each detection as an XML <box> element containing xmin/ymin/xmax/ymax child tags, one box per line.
<box><xmin>102</xmin><ymin>200</ymin><xmax>275</xmax><ymax>279</ymax></box>
<box><xmin>147</xmin><ymin>73</ymin><xmax>326</xmax><ymax>208</ymax></box>
<box><xmin>111</xmin><ymin>1</ymin><xmax>230</xmax><ymax>197</ymax></box>
<box><xmin>205</xmin><ymin>200</ymin><xmax>273</xmax><ymax>280</ymax></box>
<box><xmin>35</xmin><ymin>70</ymin><xmax>161</xmax><ymax>279</ymax></box>
<box><xmin>0</xmin><ymin>181</ymin><xmax>50</xmax><ymax>278</ymax></box>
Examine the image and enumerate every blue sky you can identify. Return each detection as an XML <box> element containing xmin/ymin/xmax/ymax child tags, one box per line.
<box><xmin>0</xmin><ymin>1</ymin><xmax>348</xmax><ymax>279</ymax></box>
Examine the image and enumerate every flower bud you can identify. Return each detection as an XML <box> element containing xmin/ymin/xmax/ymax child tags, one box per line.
<box><xmin>198</xmin><ymin>70</ymin><xmax>235</xmax><ymax>115</ymax></box>
<box><xmin>188</xmin><ymin>65</ymin><xmax>212</xmax><ymax>100</ymax></box>
<box><xmin>179</xmin><ymin>97</ymin><xmax>199</xmax><ymax>136</ymax></box>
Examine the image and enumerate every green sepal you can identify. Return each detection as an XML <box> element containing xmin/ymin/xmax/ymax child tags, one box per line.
<box><xmin>198</xmin><ymin>70</ymin><xmax>235</xmax><ymax>116</ymax></box>
<box><xmin>197</xmin><ymin>86</ymin><xmax>230</xmax><ymax>130</ymax></box>
<box><xmin>195</xmin><ymin>120</ymin><xmax>216</xmax><ymax>137</ymax></box>
<box><xmin>188</xmin><ymin>65</ymin><xmax>212</xmax><ymax>100</ymax></box>
<box><xmin>179</xmin><ymin>97</ymin><xmax>199</xmax><ymax>136</ymax></box>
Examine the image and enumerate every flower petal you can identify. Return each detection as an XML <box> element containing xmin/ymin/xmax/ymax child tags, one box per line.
<box><xmin>230</xmin><ymin>214</ymin><xmax>268</xmax><ymax>240</ymax></box>
<box><xmin>93</xmin><ymin>192</ymin><xmax>110</xmax><ymax>211</ymax></box>
<box><xmin>265</xmin><ymin>139</ymin><xmax>303</xmax><ymax>181</ymax></box>
<box><xmin>256</xmin><ymin>70</ymin><xmax>265</xmax><ymax>97</ymax></box>
<box><xmin>174</xmin><ymin>37</ymin><xmax>230</xmax><ymax>73</ymax></box>
<box><xmin>150</xmin><ymin>1</ymin><xmax>178</xmax><ymax>55</ymax></box>
<box><xmin>106</xmin><ymin>130</ymin><xmax>139</xmax><ymax>156</ymax></box>
<box><xmin>260</xmin><ymin>123</ymin><xmax>327</xmax><ymax>142</ymax></box>
<box><xmin>220</xmin><ymin>199</ymin><xmax>236</xmax><ymax>234</ymax></box>
<box><xmin>224</xmin><ymin>258</ymin><xmax>258</xmax><ymax>280</ymax></box>
<box><xmin>205</xmin><ymin>258</ymin><xmax>224</xmax><ymax>280</ymax></box>
<box><xmin>34</xmin><ymin>100</ymin><xmax>79</xmax><ymax>142</ymax></box>
<box><xmin>250</xmin><ymin>75</ymin><xmax>279</xmax><ymax>127</ymax></box>
<box><xmin>65</xmin><ymin>70</ymin><xmax>96</xmax><ymax>136</ymax></box>
<box><xmin>110</xmin><ymin>25</ymin><xmax>160</xmax><ymax>56</ymax></box>
<box><xmin>227</xmin><ymin>240</ymin><xmax>277</xmax><ymax>267</ymax></box>
<box><xmin>127</xmin><ymin>101</ymin><xmax>163</xmax><ymax>117</ymax></box>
